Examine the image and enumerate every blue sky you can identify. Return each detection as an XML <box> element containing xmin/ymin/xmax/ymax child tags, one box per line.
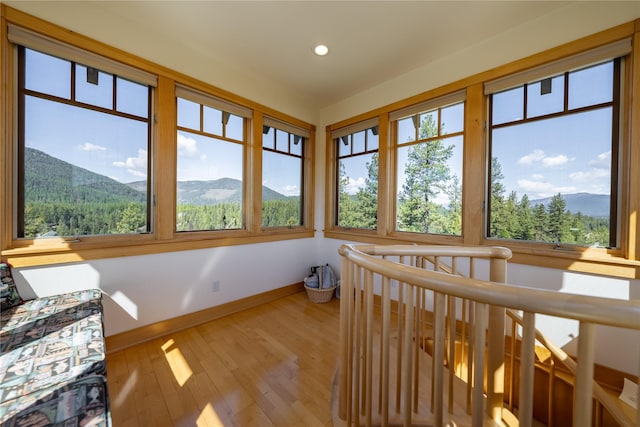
<box><xmin>25</xmin><ymin>47</ymin><xmax>612</xmax><ymax>204</ymax></box>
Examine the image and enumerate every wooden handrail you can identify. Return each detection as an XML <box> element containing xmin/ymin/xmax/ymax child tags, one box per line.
<box><xmin>338</xmin><ymin>243</ymin><xmax>640</xmax><ymax>427</ymax></box>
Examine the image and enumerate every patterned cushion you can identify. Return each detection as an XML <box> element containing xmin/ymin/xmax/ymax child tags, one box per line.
<box><xmin>0</xmin><ymin>374</ymin><xmax>111</xmax><ymax>426</ymax></box>
<box><xmin>0</xmin><ymin>263</ymin><xmax>23</xmax><ymax>310</ymax></box>
<box><xmin>0</xmin><ymin>289</ymin><xmax>103</xmax><ymax>340</ymax></box>
<box><xmin>0</xmin><ymin>290</ymin><xmax>106</xmax><ymax>406</ymax></box>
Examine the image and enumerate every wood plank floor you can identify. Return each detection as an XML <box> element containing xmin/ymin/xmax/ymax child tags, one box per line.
<box><xmin>106</xmin><ymin>291</ymin><xmax>341</xmax><ymax>426</ymax></box>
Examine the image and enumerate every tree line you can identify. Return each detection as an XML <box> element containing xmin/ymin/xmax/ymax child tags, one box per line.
<box><xmin>23</xmin><ymin>198</ymin><xmax>303</xmax><ymax>238</ymax></box>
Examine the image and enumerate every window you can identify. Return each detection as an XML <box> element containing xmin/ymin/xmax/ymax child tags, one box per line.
<box><xmin>486</xmin><ymin>43</ymin><xmax>628</xmax><ymax>248</ymax></box>
<box><xmin>332</xmin><ymin>120</ymin><xmax>379</xmax><ymax>229</ymax></box>
<box><xmin>175</xmin><ymin>86</ymin><xmax>251</xmax><ymax>232</ymax></box>
<box><xmin>392</xmin><ymin>92</ymin><xmax>465</xmax><ymax>236</ymax></box>
<box><xmin>13</xmin><ymin>30</ymin><xmax>155</xmax><ymax>239</ymax></box>
<box><xmin>262</xmin><ymin>118</ymin><xmax>309</xmax><ymax>228</ymax></box>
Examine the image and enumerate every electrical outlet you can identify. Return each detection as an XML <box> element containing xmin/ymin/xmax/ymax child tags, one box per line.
<box><xmin>212</xmin><ymin>280</ymin><xmax>221</xmax><ymax>292</ymax></box>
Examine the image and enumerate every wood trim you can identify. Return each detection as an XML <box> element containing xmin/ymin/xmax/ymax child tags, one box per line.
<box><xmin>462</xmin><ymin>83</ymin><xmax>485</xmax><ymax>246</ymax></box>
<box><xmin>155</xmin><ymin>75</ymin><xmax>177</xmax><ymax>241</ymax></box>
<box><xmin>248</xmin><ymin>110</ymin><xmax>262</xmax><ymax>233</ymax></box>
<box><xmin>3</xmin><ymin>230</ymin><xmax>315</xmax><ymax>267</ymax></box>
<box><xmin>627</xmin><ymin>23</ymin><xmax>640</xmax><ymax>260</ymax></box>
<box><xmin>105</xmin><ymin>281</ymin><xmax>305</xmax><ymax>353</ymax></box>
<box><xmin>376</xmin><ymin>113</ymin><xmax>389</xmax><ymax>237</ymax></box>
<box><xmin>0</xmin><ymin>5</ymin><xmax>13</xmax><ymax>252</ymax></box>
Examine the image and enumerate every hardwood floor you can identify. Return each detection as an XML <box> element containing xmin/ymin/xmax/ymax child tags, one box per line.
<box><xmin>106</xmin><ymin>292</ymin><xmax>341</xmax><ymax>426</ymax></box>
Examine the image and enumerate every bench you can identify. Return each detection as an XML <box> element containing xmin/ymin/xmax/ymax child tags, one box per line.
<box><xmin>0</xmin><ymin>263</ymin><xmax>110</xmax><ymax>426</ymax></box>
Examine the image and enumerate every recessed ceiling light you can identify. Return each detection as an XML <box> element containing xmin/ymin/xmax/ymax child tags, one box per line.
<box><xmin>314</xmin><ymin>44</ymin><xmax>329</xmax><ymax>56</ymax></box>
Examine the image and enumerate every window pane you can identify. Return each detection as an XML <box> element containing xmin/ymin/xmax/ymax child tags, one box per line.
<box><xmin>367</xmin><ymin>127</ymin><xmax>379</xmax><ymax>151</ymax></box>
<box><xmin>203</xmin><ymin>106</ymin><xmax>223</xmax><ymax>135</ymax></box>
<box><xmin>492</xmin><ymin>87</ymin><xmax>524</xmax><ymax>125</ymax></box>
<box><xmin>262</xmin><ymin>126</ymin><xmax>275</xmax><ymax>148</ymax></box>
<box><xmin>526</xmin><ymin>75</ymin><xmax>564</xmax><ymax>118</ymax></box>
<box><xmin>226</xmin><ymin>113</ymin><xmax>244</xmax><ymax>140</ymax></box>
<box><xmin>397</xmin><ymin>116</ymin><xmax>416</xmax><ymax>143</ymax></box>
<box><xmin>396</xmin><ymin>136</ymin><xmax>463</xmax><ymax>235</ymax></box>
<box><xmin>176</xmin><ymin>131</ymin><xmax>243</xmax><ymax>231</ymax></box>
<box><xmin>339</xmin><ymin>136</ymin><xmax>351</xmax><ymax>157</ymax></box>
<box><xmin>22</xmin><ymin>96</ymin><xmax>149</xmax><ymax>238</ymax></box>
<box><xmin>569</xmin><ymin>62</ymin><xmax>613</xmax><ymax>110</ymax></box>
<box><xmin>338</xmin><ymin>153</ymin><xmax>378</xmax><ymax>229</ymax></box>
<box><xmin>441</xmin><ymin>103</ymin><xmax>464</xmax><ymax>134</ymax></box>
<box><xmin>489</xmin><ymin>56</ymin><xmax>618</xmax><ymax>248</ymax></box>
<box><xmin>177</xmin><ymin>98</ymin><xmax>200</xmax><ymax>130</ymax></box>
<box><xmin>25</xmin><ymin>49</ymin><xmax>70</xmax><ymax>98</ymax></box>
<box><xmin>352</xmin><ymin>130</ymin><xmax>365</xmax><ymax>153</ymax></box>
<box><xmin>275</xmin><ymin>129</ymin><xmax>288</xmax><ymax>152</ymax></box>
<box><xmin>489</xmin><ymin>108</ymin><xmax>612</xmax><ymax>246</ymax></box>
<box><xmin>418</xmin><ymin>111</ymin><xmax>438</xmax><ymax>138</ymax></box>
<box><xmin>262</xmin><ymin>151</ymin><xmax>302</xmax><ymax>227</ymax></box>
<box><xmin>75</xmin><ymin>65</ymin><xmax>113</xmax><ymax>109</ymax></box>
<box><xmin>116</xmin><ymin>78</ymin><xmax>149</xmax><ymax>117</ymax></box>
<box><xmin>290</xmin><ymin>135</ymin><xmax>303</xmax><ymax>156</ymax></box>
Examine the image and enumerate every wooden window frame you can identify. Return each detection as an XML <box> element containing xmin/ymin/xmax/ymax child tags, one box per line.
<box><xmin>261</xmin><ymin>116</ymin><xmax>310</xmax><ymax>230</ymax></box>
<box><xmin>325</xmin><ymin>18</ymin><xmax>640</xmax><ymax>279</ymax></box>
<box><xmin>0</xmin><ymin>6</ymin><xmax>315</xmax><ymax>267</ymax></box>
<box><xmin>485</xmin><ymin>58</ymin><xmax>622</xmax><ymax>251</ymax></box>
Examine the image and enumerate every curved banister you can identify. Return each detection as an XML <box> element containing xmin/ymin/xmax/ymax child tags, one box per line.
<box><xmin>338</xmin><ymin>243</ymin><xmax>640</xmax><ymax>427</ymax></box>
<box><xmin>340</xmin><ymin>244</ymin><xmax>640</xmax><ymax>329</ymax></box>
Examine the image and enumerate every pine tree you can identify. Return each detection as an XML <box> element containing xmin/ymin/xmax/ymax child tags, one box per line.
<box><xmin>398</xmin><ymin>114</ymin><xmax>454</xmax><ymax>233</ymax></box>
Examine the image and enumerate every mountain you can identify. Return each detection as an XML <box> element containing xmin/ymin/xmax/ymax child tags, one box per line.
<box><xmin>25</xmin><ymin>147</ymin><xmax>291</xmax><ymax>206</ymax></box>
<box><xmin>145</xmin><ymin>177</ymin><xmax>290</xmax><ymax>205</ymax></box>
<box><xmin>530</xmin><ymin>193</ymin><xmax>609</xmax><ymax>217</ymax></box>
<box><xmin>25</xmin><ymin>147</ymin><xmax>146</xmax><ymax>203</ymax></box>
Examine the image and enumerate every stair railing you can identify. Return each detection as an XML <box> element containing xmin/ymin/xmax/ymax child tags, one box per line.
<box><xmin>338</xmin><ymin>243</ymin><xmax>640</xmax><ymax>427</ymax></box>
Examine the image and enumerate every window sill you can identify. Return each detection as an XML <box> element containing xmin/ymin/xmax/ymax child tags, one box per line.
<box><xmin>324</xmin><ymin>229</ymin><xmax>640</xmax><ymax>279</ymax></box>
<box><xmin>2</xmin><ymin>229</ymin><xmax>315</xmax><ymax>267</ymax></box>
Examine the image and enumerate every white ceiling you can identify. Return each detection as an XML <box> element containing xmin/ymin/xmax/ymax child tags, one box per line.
<box><xmin>1</xmin><ymin>1</ymin><xmax>630</xmax><ymax>110</ymax></box>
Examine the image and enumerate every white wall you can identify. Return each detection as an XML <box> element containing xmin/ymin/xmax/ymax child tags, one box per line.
<box><xmin>13</xmin><ymin>238</ymin><xmax>321</xmax><ymax>336</ymax></box>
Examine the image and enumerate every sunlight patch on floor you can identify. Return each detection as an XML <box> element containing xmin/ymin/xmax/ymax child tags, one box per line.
<box><xmin>113</xmin><ymin>369</ymin><xmax>138</xmax><ymax>408</ymax></box>
<box><xmin>161</xmin><ymin>338</ymin><xmax>193</xmax><ymax>386</ymax></box>
<box><xmin>197</xmin><ymin>403</ymin><xmax>225</xmax><ymax>427</ymax></box>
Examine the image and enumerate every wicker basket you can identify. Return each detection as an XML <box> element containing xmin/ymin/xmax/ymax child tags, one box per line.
<box><xmin>304</xmin><ymin>284</ymin><xmax>336</xmax><ymax>303</ymax></box>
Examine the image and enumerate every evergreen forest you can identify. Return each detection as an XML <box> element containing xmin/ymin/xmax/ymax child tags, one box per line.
<box><xmin>21</xmin><ymin>147</ymin><xmax>301</xmax><ymax>238</ymax></box>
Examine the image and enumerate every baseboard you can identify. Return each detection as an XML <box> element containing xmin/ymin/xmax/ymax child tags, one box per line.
<box><xmin>105</xmin><ymin>282</ymin><xmax>305</xmax><ymax>353</ymax></box>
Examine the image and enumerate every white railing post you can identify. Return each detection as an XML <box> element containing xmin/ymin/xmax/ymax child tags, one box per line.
<box><xmin>574</xmin><ymin>322</ymin><xmax>596</xmax><ymax>427</ymax></box>
<box><xmin>487</xmin><ymin>257</ymin><xmax>507</xmax><ymax>423</ymax></box>
<box><xmin>519</xmin><ymin>311</ymin><xmax>536</xmax><ymax>427</ymax></box>
<box><xmin>338</xmin><ymin>253</ymin><xmax>350</xmax><ymax>421</ymax></box>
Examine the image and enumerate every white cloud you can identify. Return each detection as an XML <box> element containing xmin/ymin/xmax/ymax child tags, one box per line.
<box><xmin>177</xmin><ymin>133</ymin><xmax>206</xmax><ymax>160</ymax></box>
<box><xmin>569</xmin><ymin>168</ymin><xmax>609</xmax><ymax>183</ymax></box>
<box><xmin>79</xmin><ymin>142</ymin><xmax>106</xmax><ymax>152</ymax></box>
<box><xmin>517</xmin><ymin>178</ymin><xmax>576</xmax><ymax>198</ymax></box>
<box><xmin>345</xmin><ymin>177</ymin><xmax>365</xmax><ymax>195</ymax></box>
<box><xmin>517</xmin><ymin>149</ymin><xmax>572</xmax><ymax>168</ymax></box>
<box><xmin>542</xmin><ymin>154</ymin><xmax>571</xmax><ymax>167</ymax></box>
<box><xmin>282</xmin><ymin>185</ymin><xmax>299</xmax><ymax>196</ymax></box>
<box><xmin>518</xmin><ymin>149</ymin><xmax>545</xmax><ymax>165</ymax></box>
<box><xmin>113</xmin><ymin>149</ymin><xmax>148</xmax><ymax>179</ymax></box>
<box><xmin>588</xmin><ymin>150</ymin><xmax>611</xmax><ymax>168</ymax></box>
